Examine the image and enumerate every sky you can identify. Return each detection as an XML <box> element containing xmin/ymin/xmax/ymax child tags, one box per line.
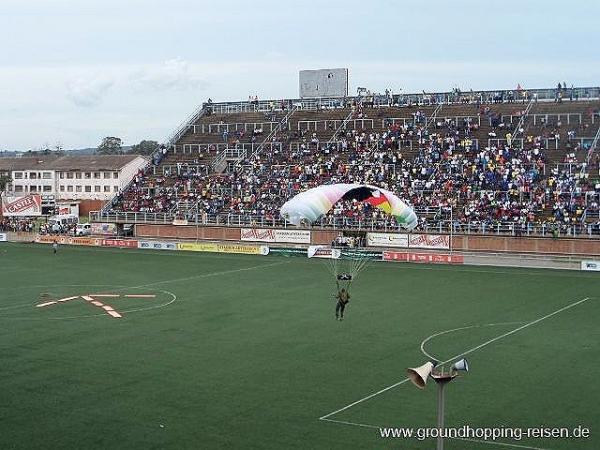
<box><xmin>1</xmin><ymin>0</ymin><xmax>599</xmax><ymax>150</ymax></box>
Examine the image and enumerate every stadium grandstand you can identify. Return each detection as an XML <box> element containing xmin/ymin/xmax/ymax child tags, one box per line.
<box><xmin>96</xmin><ymin>85</ymin><xmax>600</xmax><ymax>237</ymax></box>
<box><xmin>4</xmin><ymin>0</ymin><xmax>600</xmax><ymax>447</ymax></box>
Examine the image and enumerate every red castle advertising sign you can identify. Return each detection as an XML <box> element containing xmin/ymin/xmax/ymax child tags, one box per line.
<box><xmin>1</xmin><ymin>195</ymin><xmax>42</xmax><ymax>217</ymax></box>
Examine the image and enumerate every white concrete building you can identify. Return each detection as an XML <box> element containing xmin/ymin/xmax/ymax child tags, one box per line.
<box><xmin>0</xmin><ymin>154</ymin><xmax>148</xmax><ymax>214</ymax></box>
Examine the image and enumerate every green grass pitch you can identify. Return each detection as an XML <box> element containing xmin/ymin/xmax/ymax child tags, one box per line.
<box><xmin>0</xmin><ymin>242</ymin><xmax>599</xmax><ymax>449</ymax></box>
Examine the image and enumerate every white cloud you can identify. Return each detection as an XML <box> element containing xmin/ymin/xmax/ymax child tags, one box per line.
<box><xmin>129</xmin><ymin>58</ymin><xmax>209</xmax><ymax>92</ymax></box>
<box><xmin>66</xmin><ymin>76</ymin><xmax>114</xmax><ymax>107</ymax></box>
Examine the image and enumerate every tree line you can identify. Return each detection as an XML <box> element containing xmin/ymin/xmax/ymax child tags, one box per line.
<box><xmin>97</xmin><ymin>137</ymin><xmax>160</xmax><ymax>155</ymax></box>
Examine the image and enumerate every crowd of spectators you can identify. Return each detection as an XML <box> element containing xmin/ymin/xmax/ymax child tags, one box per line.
<box><xmin>107</xmin><ymin>100</ymin><xmax>600</xmax><ymax>235</ymax></box>
<box><xmin>38</xmin><ymin>221</ymin><xmax>77</xmax><ymax>235</ymax></box>
<box><xmin>0</xmin><ymin>218</ymin><xmax>35</xmax><ymax>232</ymax></box>
<box><xmin>0</xmin><ymin>218</ymin><xmax>84</xmax><ymax>235</ymax></box>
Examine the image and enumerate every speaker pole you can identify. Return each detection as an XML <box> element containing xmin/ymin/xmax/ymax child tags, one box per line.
<box><xmin>436</xmin><ymin>381</ymin><xmax>445</xmax><ymax>450</ymax></box>
<box><xmin>407</xmin><ymin>359</ymin><xmax>469</xmax><ymax>450</ymax></box>
<box><xmin>431</xmin><ymin>370</ymin><xmax>456</xmax><ymax>450</ymax></box>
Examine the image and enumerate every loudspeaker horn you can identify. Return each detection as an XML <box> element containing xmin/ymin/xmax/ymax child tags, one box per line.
<box><xmin>407</xmin><ymin>361</ymin><xmax>435</xmax><ymax>389</ymax></box>
<box><xmin>452</xmin><ymin>358</ymin><xmax>469</xmax><ymax>373</ymax></box>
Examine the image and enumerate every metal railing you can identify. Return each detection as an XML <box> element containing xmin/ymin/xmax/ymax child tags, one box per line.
<box><xmin>297</xmin><ymin>118</ymin><xmax>375</xmax><ymax>132</ymax></box>
<box><xmin>203</xmin><ymin>86</ymin><xmax>600</xmax><ymax>116</ymax></box>
<box><xmin>512</xmin><ymin>97</ymin><xmax>534</xmax><ymax>138</ymax></box>
<box><xmin>327</xmin><ymin>97</ymin><xmax>364</xmax><ymax>145</ymax></box>
<box><xmin>167</xmin><ymin>106</ymin><xmax>207</xmax><ymax>146</ymax></box>
<box><xmin>497</xmin><ymin>112</ymin><xmax>585</xmax><ymax>126</ymax></box>
<box><xmin>194</xmin><ymin>121</ymin><xmax>279</xmax><ymax>134</ymax></box>
<box><xmin>89</xmin><ymin>210</ymin><xmax>600</xmax><ymax>238</ymax></box>
<box><xmin>585</xmin><ymin>122</ymin><xmax>600</xmax><ymax>165</ymax></box>
<box><xmin>156</xmin><ymin>164</ymin><xmax>209</xmax><ymax>176</ymax></box>
<box><xmin>245</xmin><ymin>105</ymin><xmax>298</xmax><ymax>163</ymax></box>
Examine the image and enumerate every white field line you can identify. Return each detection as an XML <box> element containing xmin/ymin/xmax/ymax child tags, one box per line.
<box><xmin>453</xmin><ymin>437</ymin><xmax>550</xmax><ymax>450</ymax></box>
<box><xmin>36</xmin><ymin>301</ymin><xmax>57</xmax><ymax>308</ymax></box>
<box><xmin>3</xmin><ymin>261</ymin><xmax>288</xmax><ymax>315</ymax></box>
<box><xmin>320</xmin><ymin>419</ymin><xmax>550</xmax><ymax>450</ymax></box>
<box><xmin>319</xmin><ymin>297</ymin><xmax>591</xmax><ymax>420</ymax></box>
<box><xmin>420</xmin><ymin>322</ymin><xmax>526</xmax><ymax>361</ymax></box>
<box><xmin>129</xmin><ymin>260</ymin><xmax>289</xmax><ymax>290</ymax></box>
<box><xmin>370</xmin><ymin>261</ymin><xmax>598</xmax><ymax>278</ymax></box>
<box><xmin>320</xmin><ymin>418</ymin><xmax>380</xmax><ymax>429</ymax></box>
<box><xmin>27</xmin><ymin>243</ymin><xmax>274</xmax><ymax>261</ymax></box>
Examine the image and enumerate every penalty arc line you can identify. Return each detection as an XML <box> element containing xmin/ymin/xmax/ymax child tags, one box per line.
<box><xmin>420</xmin><ymin>322</ymin><xmax>526</xmax><ymax>361</ymax></box>
<box><xmin>2</xmin><ymin>260</ymin><xmax>280</xmax><ymax>318</ymax></box>
<box><xmin>319</xmin><ymin>296</ymin><xmax>591</xmax><ymax>421</ymax></box>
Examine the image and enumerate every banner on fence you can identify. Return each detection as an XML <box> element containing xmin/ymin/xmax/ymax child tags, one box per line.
<box><xmin>240</xmin><ymin>228</ymin><xmax>311</xmax><ymax>244</ymax></box>
<box><xmin>36</xmin><ymin>235</ymin><xmax>61</xmax><ymax>244</ymax></box>
<box><xmin>35</xmin><ymin>235</ymin><xmax>102</xmax><ymax>246</ymax></box>
<box><xmin>581</xmin><ymin>260</ymin><xmax>600</xmax><ymax>271</ymax></box>
<box><xmin>101</xmin><ymin>239</ymin><xmax>138</xmax><ymax>248</ymax></box>
<box><xmin>1</xmin><ymin>194</ymin><xmax>42</xmax><ymax>217</ymax></box>
<box><xmin>307</xmin><ymin>246</ymin><xmax>341</xmax><ymax>259</ymax></box>
<box><xmin>138</xmin><ymin>240</ymin><xmax>178</xmax><ymax>251</ymax></box>
<box><xmin>367</xmin><ymin>232</ymin><xmax>450</xmax><ymax>250</ymax></box>
<box><xmin>91</xmin><ymin>223</ymin><xmax>118</xmax><ymax>236</ymax></box>
<box><xmin>408</xmin><ymin>234</ymin><xmax>450</xmax><ymax>250</ymax></box>
<box><xmin>0</xmin><ymin>233</ymin><xmax>6</xmax><ymax>242</ymax></box>
<box><xmin>383</xmin><ymin>251</ymin><xmax>463</xmax><ymax>264</ymax></box>
<box><xmin>177</xmin><ymin>242</ymin><xmax>269</xmax><ymax>255</ymax></box>
<box><xmin>366</xmin><ymin>232</ymin><xmax>409</xmax><ymax>248</ymax></box>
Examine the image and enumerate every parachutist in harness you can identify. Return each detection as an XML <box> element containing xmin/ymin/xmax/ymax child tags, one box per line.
<box><xmin>335</xmin><ymin>276</ymin><xmax>352</xmax><ymax>321</ymax></box>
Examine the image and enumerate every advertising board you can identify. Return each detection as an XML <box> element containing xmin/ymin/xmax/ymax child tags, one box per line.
<box><xmin>138</xmin><ymin>240</ymin><xmax>178</xmax><ymax>251</ymax></box>
<box><xmin>307</xmin><ymin>246</ymin><xmax>342</xmax><ymax>259</ymax></box>
<box><xmin>366</xmin><ymin>233</ymin><xmax>450</xmax><ymax>250</ymax></box>
<box><xmin>91</xmin><ymin>223</ymin><xmax>118</xmax><ymax>236</ymax></box>
<box><xmin>177</xmin><ymin>242</ymin><xmax>269</xmax><ymax>255</ymax></box>
<box><xmin>581</xmin><ymin>260</ymin><xmax>600</xmax><ymax>271</ymax></box>
<box><xmin>240</xmin><ymin>228</ymin><xmax>311</xmax><ymax>244</ymax></box>
<box><xmin>1</xmin><ymin>194</ymin><xmax>42</xmax><ymax>217</ymax></box>
<box><xmin>35</xmin><ymin>235</ymin><xmax>102</xmax><ymax>246</ymax></box>
<box><xmin>101</xmin><ymin>239</ymin><xmax>139</xmax><ymax>248</ymax></box>
<box><xmin>383</xmin><ymin>251</ymin><xmax>463</xmax><ymax>264</ymax></box>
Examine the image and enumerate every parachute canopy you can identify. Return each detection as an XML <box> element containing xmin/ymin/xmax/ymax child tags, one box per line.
<box><xmin>280</xmin><ymin>183</ymin><xmax>417</xmax><ymax>230</ymax></box>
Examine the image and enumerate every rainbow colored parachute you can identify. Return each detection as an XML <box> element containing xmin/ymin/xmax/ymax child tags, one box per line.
<box><xmin>280</xmin><ymin>184</ymin><xmax>417</xmax><ymax>229</ymax></box>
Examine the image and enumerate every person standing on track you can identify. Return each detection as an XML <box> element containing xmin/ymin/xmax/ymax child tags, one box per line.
<box><xmin>335</xmin><ymin>287</ymin><xmax>350</xmax><ymax>321</ymax></box>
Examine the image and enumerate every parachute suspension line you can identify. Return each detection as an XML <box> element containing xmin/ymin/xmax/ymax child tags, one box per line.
<box><xmin>326</xmin><ymin>257</ymin><xmax>339</xmax><ymax>279</ymax></box>
<box><xmin>352</xmin><ymin>256</ymin><xmax>368</xmax><ymax>280</ymax></box>
<box><xmin>350</xmin><ymin>255</ymin><xmax>370</xmax><ymax>282</ymax></box>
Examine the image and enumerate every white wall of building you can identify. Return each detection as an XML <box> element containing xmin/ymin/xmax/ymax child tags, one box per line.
<box><xmin>10</xmin><ymin>170</ymin><xmax>55</xmax><ymax>194</ymax></box>
<box><xmin>8</xmin><ymin>156</ymin><xmax>147</xmax><ymax>202</ymax></box>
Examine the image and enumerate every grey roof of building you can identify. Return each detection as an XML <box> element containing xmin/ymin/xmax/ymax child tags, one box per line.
<box><xmin>0</xmin><ymin>157</ymin><xmax>60</xmax><ymax>171</ymax></box>
<box><xmin>0</xmin><ymin>155</ymin><xmax>146</xmax><ymax>172</ymax></box>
